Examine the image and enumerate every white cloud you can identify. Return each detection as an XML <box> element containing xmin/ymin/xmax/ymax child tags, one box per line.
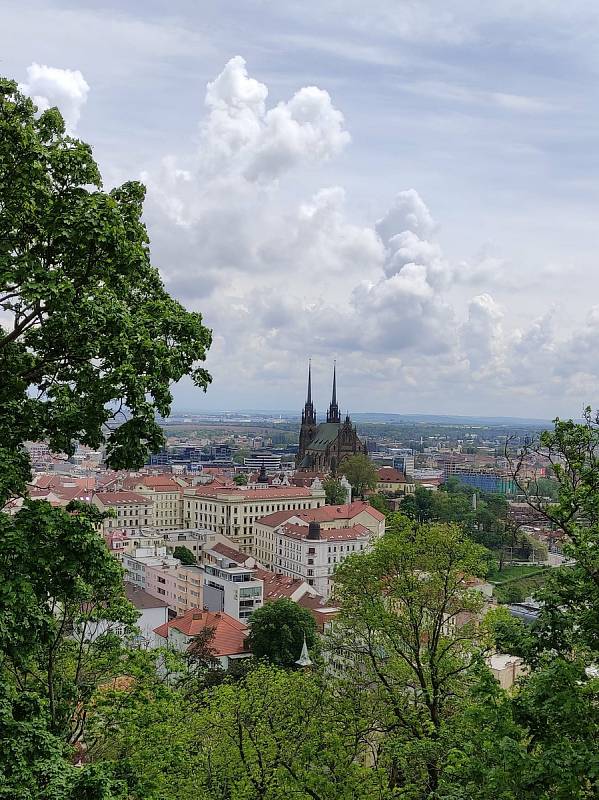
<box><xmin>19</xmin><ymin>62</ymin><xmax>89</xmax><ymax>133</ymax></box>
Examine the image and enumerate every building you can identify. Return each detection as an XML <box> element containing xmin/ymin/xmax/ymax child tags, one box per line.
<box><xmin>273</xmin><ymin>520</ymin><xmax>371</xmax><ymax>597</ymax></box>
<box><xmin>376</xmin><ymin>467</ymin><xmax>415</xmax><ymax>495</ymax></box>
<box><xmin>296</xmin><ymin>362</ymin><xmax>366</xmax><ymax>472</ymax></box>
<box><xmin>122</xmin><ymin>475</ymin><xmax>184</xmax><ymax>530</ymax></box>
<box><xmin>202</xmin><ymin>543</ymin><xmax>264</xmax><ymax>621</ymax></box>
<box><xmin>182</xmin><ymin>483</ymin><xmax>325</xmax><ymax>552</ymax></box>
<box><xmin>153</xmin><ymin>609</ymin><xmax>250</xmax><ymax>669</ymax></box>
<box><xmin>92</xmin><ymin>491</ymin><xmax>154</xmax><ymax>530</ymax></box>
<box><xmin>253</xmin><ymin>500</ymin><xmax>386</xmax><ymax>570</ymax></box>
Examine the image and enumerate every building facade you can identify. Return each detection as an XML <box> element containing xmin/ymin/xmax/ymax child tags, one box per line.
<box><xmin>182</xmin><ymin>484</ymin><xmax>325</xmax><ymax>552</ymax></box>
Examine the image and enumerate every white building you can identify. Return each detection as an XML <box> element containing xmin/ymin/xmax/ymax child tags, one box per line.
<box><xmin>275</xmin><ymin>520</ymin><xmax>371</xmax><ymax>597</ymax></box>
<box><xmin>202</xmin><ymin>542</ymin><xmax>263</xmax><ymax>622</ymax></box>
<box><xmin>253</xmin><ymin>501</ymin><xmax>386</xmax><ymax>571</ymax></box>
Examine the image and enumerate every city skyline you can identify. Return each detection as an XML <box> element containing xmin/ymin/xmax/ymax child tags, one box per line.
<box><xmin>4</xmin><ymin>2</ymin><xmax>599</xmax><ymax>417</ymax></box>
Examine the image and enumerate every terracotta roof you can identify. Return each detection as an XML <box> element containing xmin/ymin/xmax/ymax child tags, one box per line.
<box><xmin>254</xmin><ymin>568</ymin><xmax>309</xmax><ymax>600</ymax></box>
<box><xmin>209</xmin><ymin>542</ymin><xmax>250</xmax><ymax>564</ymax></box>
<box><xmin>122</xmin><ymin>475</ymin><xmax>181</xmax><ymax>492</ymax></box>
<box><xmin>94</xmin><ymin>491</ymin><xmax>152</xmax><ymax>505</ymax></box>
<box><xmin>377</xmin><ymin>467</ymin><xmax>407</xmax><ymax>483</ymax></box>
<box><xmin>153</xmin><ymin>609</ymin><xmax>247</xmax><ymax>656</ymax></box>
<box><xmin>186</xmin><ymin>486</ymin><xmax>313</xmax><ymax>500</ymax></box>
<box><xmin>257</xmin><ymin>500</ymin><xmax>385</xmax><ymax>527</ymax></box>
<box><xmin>124</xmin><ymin>582</ymin><xmax>169</xmax><ymax>609</ymax></box>
<box><xmin>279</xmin><ymin>522</ymin><xmax>370</xmax><ymax>541</ymax></box>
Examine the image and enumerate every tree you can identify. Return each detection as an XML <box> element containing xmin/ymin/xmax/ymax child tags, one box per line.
<box><xmin>323</xmin><ymin>476</ymin><xmax>346</xmax><ymax>505</ymax></box>
<box><xmin>340</xmin><ymin>453</ymin><xmax>377</xmax><ymax>499</ymax></box>
<box><xmin>173</xmin><ymin>545</ymin><xmax>196</xmax><ymax>565</ymax></box>
<box><xmin>233</xmin><ymin>472</ymin><xmax>248</xmax><ymax>486</ymax></box>
<box><xmin>329</xmin><ymin>522</ymin><xmax>490</xmax><ymax>796</ymax></box>
<box><xmin>0</xmin><ymin>79</ymin><xmax>211</xmax><ymax>796</ymax></box>
<box><xmin>368</xmin><ymin>492</ymin><xmax>389</xmax><ymax>514</ymax></box>
<box><xmin>247</xmin><ymin>599</ymin><xmax>319</xmax><ymax>668</ymax></box>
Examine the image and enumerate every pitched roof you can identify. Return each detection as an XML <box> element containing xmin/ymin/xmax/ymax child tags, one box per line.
<box><xmin>186</xmin><ymin>486</ymin><xmax>313</xmax><ymax>500</ymax></box>
<box><xmin>279</xmin><ymin>522</ymin><xmax>370</xmax><ymax>541</ymax></box>
<box><xmin>124</xmin><ymin>582</ymin><xmax>169</xmax><ymax>609</ymax></box>
<box><xmin>304</xmin><ymin>422</ymin><xmax>340</xmax><ymax>451</ymax></box>
<box><xmin>256</xmin><ymin>500</ymin><xmax>385</xmax><ymax>528</ymax></box>
<box><xmin>122</xmin><ymin>475</ymin><xmax>181</xmax><ymax>491</ymax></box>
<box><xmin>153</xmin><ymin>609</ymin><xmax>247</xmax><ymax>656</ymax></box>
<box><xmin>209</xmin><ymin>542</ymin><xmax>250</xmax><ymax>565</ymax></box>
<box><xmin>377</xmin><ymin>467</ymin><xmax>407</xmax><ymax>483</ymax></box>
<box><xmin>254</xmin><ymin>568</ymin><xmax>310</xmax><ymax>600</ymax></box>
<box><xmin>94</xmin><ymin>491</ymin><xmax>152</xmax><ymax>505</ymax></box>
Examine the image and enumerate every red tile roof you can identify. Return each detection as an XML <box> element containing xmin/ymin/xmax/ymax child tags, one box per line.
<box><xmin>153</xmin><ymin>609</ymin><xmax>247</xmax><ymax>656</ymax></box>
<box><xmin>122</xmin><ymin>475</ymin><xmax>182</xmax><ymax>492</ymax></box>
<box><xmin>254</xmin><ymin>568</ymin><xmax>310</xmax><ymax>600</ymax></box>
<box><xmin>279</xmin><ymin>522</ymin><xmax>370</xmax><ymax>541</ymax></box>
<box><xmin>377</xmin><ymin>467</ymin><xmax>407</xmax><ymax>483</ymax></box>
<box><xmin>187</xmin><ymin>486</ymin><xmax>313</xmax><ymax>500</ymax></box>
<box><xmin>94</xmin><ymin>491</ymin><xmax>152</xmax><ymax>505</ymax></box>
<box><xmin>209</xmin><ymin>542</ymin><xmax>250</xmax><ymax>564</ymax></box>
<box><xmin>256</xmin><ymin>500</ymin><xmax>385</xmax><ymax>527</ymax></box>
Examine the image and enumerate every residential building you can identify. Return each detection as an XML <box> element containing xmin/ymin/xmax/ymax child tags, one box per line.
<box><xmin>122</xmin><ymin>475</ymin><xmax>184</xmax><ymax>530</ymax></box>
<box><xmin>253</xmin><ymin>500</ymin><xmax>385</xmax><ymax>570</ymax></box>
<box><xmin>376</xmin><ymin>466</ymin><xmax>415</xmax><ymax>494</ymax></box>
<box><xmin>202</xmin><ymin>543</ymin><xmax>263</xmax><ymax>622</ymax></box>
<box><xmin>81</xmin><ymin>583</ymin><xmax>169</xmax><ymax>648</ymax></box>
<box><xmin>274</xmin><ymin>520</ymin><xmax>371</xmax><ymax>597</ymax></box>
<box><xmin>92</xmin><ymin>491</ymin><xmax>153</xmax><ymax>530</ymax></box>
<box><xmin>182</xmin><ymin>483</ymin><xmax>325</xmax><ymax>552</ymax></box>
<box><xmin>153</xmin><ymin>609</ymin><xmax>250</xmax><ymax>669</ymax></box>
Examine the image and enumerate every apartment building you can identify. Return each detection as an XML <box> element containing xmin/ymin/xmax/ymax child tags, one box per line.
<box><xmin>182</xmin><ymin>483</ymin><xmax>326</xmax><ymax>552</ymax></box>
<box><xmin>274</xmin><ymin>520</ymin><xmax>371</xmax><ymax>597</ymax></box>
<box><xmin>153</xmin><ymin>609</ymin><xmax>249</xmax><ymax>669</ymax></box>
<box><xmin>123</xmin><ymin>475</ymin><xmax>184</xmax><ymax>530</ymax></box>
<box><xmin>202</xmin><ymin>542</ymin><xmax>263</xmax><ymax>622</ymax></box>
<box><xmin>92</xmin><ymin>491</ymin><xmax>154</xmax><ymax>530</ymax></box>
<box><xmin>253</xmin><ymin>501</ymin><xmax>385</xmax><ymax>569</ymax></box>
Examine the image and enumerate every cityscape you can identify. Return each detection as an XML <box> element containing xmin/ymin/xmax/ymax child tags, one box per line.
<box><xmin>2</xmin><ymin>2</ymin><xmax>599</xmax><ymax>799</ymax></box>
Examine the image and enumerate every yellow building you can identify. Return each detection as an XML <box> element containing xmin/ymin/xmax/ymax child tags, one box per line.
<box><xmin>376</xmin><ymin>467</ymin><xmax>415</xmax><ymax>495</ymax></box>
<box><xmin>182</xmin><ymin>484</ymin><xmax>326</xmax><ymax>553</ymax></box>
<box><xmin>123</xmin><ymin>475</ymin><xmax>184</xmax><ymax>530</ymax></box>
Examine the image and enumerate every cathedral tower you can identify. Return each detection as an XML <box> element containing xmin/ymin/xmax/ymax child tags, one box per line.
<box><xmin>297</xmin><ymin>361</ymin><xmax>318</xmax><ymax>466</ymax></box>
<box><xmin>326</xmin><ymin>362</ymin><xmax>340</xmax><ymax>424</ymax></box>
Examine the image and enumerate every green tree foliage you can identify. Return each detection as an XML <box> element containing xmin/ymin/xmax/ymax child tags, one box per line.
<box><xmin>367</xmin><ymin>492</ymin><xmax>389</xmax><ymax>514</ymax></box>
<box><xmin>173</xmin><ymin>545</ymin><xmax>196</xmax><ymax>565</ymax></box>
<box><xmin>340</xmin><ymin>453</ymin><xmax>377</xmax><ymax>498</ymax></box>
<box><xmin>247</xmin><ymin>599</ymin><xmax>319</xmax><ymax>667</ymax></box>
<box><xmin>0</xmin><ymin>78</ymin><xmax>211</xmax><ymax>797</ymax></box>
<box><xmin>330</xmin><ymin>523</ymin><xmax>490</xmax><ymax>795</ymax></box>
<box><xmin>323</xmin><ymin>476</ymin><xmax>346</xmax><ymax>505</ymax></box>
<box><xmin>233</xmin><ymin>472</ymin><xmax>249</xmax><ymax>486</ymax></box>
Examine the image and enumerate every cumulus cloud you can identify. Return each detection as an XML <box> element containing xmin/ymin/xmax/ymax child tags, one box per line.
<box><xmin>200</xmin><ymin>56</ymin><xmax>350</xmax><ymax>182</ymax></box>
<box><xmin>139</xmin><ymin>56</ymin><xmax>599</xmax><ymax>413</ymax></box>
<box><xmin>19</xmin><ymin>62</ymin><xmax>89</xmax><ymax>133</ymax></box>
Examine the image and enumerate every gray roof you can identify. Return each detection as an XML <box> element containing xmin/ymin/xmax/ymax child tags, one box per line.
<box><xmin>305</xmin><ymin>423</ymin><xmax>340</xmax><ymax>452</ymax></box>
<box><xmin>124</xmin><ymin>582</ymin><xmax>169</xmax><ymax>609</ymax></box>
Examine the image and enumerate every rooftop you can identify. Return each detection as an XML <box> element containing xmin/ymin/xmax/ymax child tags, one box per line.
<box><xmin>153</xmin><ymin>609</ymin><xmax>247</xmax><ymax>655</ymax></box>
<box><xmin>124</xmin><ymin>582</ymin><xmax>169</xmax><ymax>609</ymax></box>
<box><xmin>257</xmin><ymin>500</ymin><xmax>385</xmax><ymax>527</ymax></box>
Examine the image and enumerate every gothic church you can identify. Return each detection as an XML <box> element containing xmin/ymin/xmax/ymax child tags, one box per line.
<box><xmin>296</xmin><ymin>362</ymin><xmax>366</xmax><ymax>472</ymax></box>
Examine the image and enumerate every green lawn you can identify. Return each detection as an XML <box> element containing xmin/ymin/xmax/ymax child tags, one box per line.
<box><xmin>487</xmin><ymin>564</ymin><xmax>548</xmax><ymax>584</ymax></box>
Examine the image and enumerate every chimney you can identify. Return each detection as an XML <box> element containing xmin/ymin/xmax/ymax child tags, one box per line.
<box><xmin>307</xmin><ymin>521</ymin><xmax>321</xmax><ymax>540</ymax></box>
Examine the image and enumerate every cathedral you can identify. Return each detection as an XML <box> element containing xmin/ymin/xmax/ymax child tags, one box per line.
<box><xmin>296</xmin><ymin>362</ymin><xmax>366</xmax><ymax>473</ymax></box>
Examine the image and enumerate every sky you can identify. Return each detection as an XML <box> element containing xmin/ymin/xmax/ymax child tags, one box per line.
<box><xmin>4</xmin><ymin>0</ymin><xmax>599</xmax><ymax>418</ymax></box>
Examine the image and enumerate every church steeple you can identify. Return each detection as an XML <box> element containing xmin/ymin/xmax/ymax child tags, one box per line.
<box><xmin>327</xmin><ymin>361</ymin><xmax>340</xmax><ymax>423</ymax></box>
<box><xmin>302</xmin><ymin>360</ymin><xmax>316</xmax><ymax>425</ymax></box>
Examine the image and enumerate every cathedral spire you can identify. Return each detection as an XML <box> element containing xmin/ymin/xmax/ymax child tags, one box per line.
<box><xmin>327</xmin><ymin>361</ymin><xmax>340</xmax><ymax>423</ymax></box>
<box><xmin>302</xmin><ymin>360</ymin><xmax>315</xmax><ymax>425</ymax></box>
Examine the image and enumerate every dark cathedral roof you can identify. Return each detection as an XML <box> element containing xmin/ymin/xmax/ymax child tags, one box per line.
<box><xmin>304</xmin><ymin>422</ymin><xmax>341</xmax><ymax>452</ymax></box>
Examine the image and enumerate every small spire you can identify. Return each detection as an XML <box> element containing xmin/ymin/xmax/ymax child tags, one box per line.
<box><xmin>307</xmin><ymin>359</ymin><xmax>312</xmax><ymax>404</ymax></box>
<box><xmin>327</xmin><ymin>360</ymin><xmax>340</xmax><ymax>423</ymax></box>
<box><xmin>295</xmin><ymin>635</ymin><xmax>313</xmax><ymax>668</ymax></box>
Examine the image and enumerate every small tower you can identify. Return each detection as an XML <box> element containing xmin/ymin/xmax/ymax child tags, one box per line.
<box><xmin>295</xmin><ymin>635</ymin><xmax>313</xmax><ymax>669</ymax></box>
<box><xmin>326</xmin><ymin>361</ymin><xmax>340</xmax><ymax>424</ymax></box>
<box><xmin>340</xmin><ymin>475</ymin><xmax>352</xmax><ymax>504</ymax></box>
<box><xmin>257</xmin><ymin>460</ymin><xmax>268</xmax><ymax>484</ymax></box>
